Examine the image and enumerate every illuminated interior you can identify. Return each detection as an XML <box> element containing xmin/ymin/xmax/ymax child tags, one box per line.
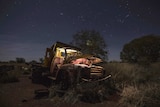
<box><xmin>55</xmin><ymin>47</ymin><xmax>81</xmax><ymax>58</ymax></box>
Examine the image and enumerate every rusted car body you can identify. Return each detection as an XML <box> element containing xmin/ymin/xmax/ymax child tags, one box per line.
<box><xmin>32</xmin><ymin>41</ymin><xmax>110</xmax><ymax>89</ymax></box>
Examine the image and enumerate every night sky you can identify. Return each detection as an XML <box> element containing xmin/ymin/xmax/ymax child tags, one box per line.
<box><xmin>0</xmin><ymin>0</ymin><xmax>160</xmax><ymax>62</ymax></box>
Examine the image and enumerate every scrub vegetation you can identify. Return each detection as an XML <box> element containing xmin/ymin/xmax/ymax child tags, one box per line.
<box><xmin>105</xmin><ymin>62</ymin><xmax>160</xmax><ymax>107</ymax></box>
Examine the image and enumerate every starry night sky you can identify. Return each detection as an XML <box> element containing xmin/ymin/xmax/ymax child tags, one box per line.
<box><xmin>0</xmin><ymin>0</ymin><xmax>160</xmax><ymax>62</ymax></box>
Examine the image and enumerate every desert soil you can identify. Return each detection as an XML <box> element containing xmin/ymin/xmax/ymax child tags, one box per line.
<box><xmin>0</xmin><ymin>74</ymin><xmax>119</xmax><ymax>107</ymax></box>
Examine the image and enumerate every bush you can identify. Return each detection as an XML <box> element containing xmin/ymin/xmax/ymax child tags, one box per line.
<box><xmin>22</xmin><ymin>70</ymin><xmax>31</xmax><ymax>75</ymax></box>
<box><xmin>0</xmin><ymin>71</ymin><xmax>19</xmax><ymax>83</ymax></box>
<box><xmin>0</xmin><ymin>74</ymin><xmax>19</xmax><ymax>83</ymax></box>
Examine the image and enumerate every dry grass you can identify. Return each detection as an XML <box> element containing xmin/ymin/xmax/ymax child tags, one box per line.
<box><xmin>104</xmin><ymin>62</ymin><xmax>160</xmax><ymax>107</ymax></box>
<box><xmin>48</xmin><ymin>62</ymin><xmax>160</xmax><ymax>106</ymax></box>
<box><xmin>119</xmin><ymin>83</ymin><xmax>160</xmax><ymax>107</ymax></box>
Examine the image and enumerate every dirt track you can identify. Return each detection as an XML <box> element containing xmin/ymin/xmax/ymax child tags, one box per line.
<box><xmin>0</xmin><ymin>75</ymin><xmax>119</xmax><ymax>107</ymax></box>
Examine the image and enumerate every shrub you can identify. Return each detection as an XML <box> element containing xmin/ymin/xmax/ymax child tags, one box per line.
<box><xmin>22</xmin><ymin>70</ymin><xmax>31</xmax><ymax>75</ymax></box>
<box><xmin>0</xmin><ymin>74</ymin><xmax>19</xmax><ymax>83</ymax></box>
<box><xmin>0</xmin><ymin>71</ymin><xmax>19</xmax><ymax>83</ymax></box>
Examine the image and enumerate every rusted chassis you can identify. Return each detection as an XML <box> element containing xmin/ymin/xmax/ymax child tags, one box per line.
<box><xmin>51</xmin><ymin>64</ymin><xmax>107</xmax><ymax>90</ymax></box>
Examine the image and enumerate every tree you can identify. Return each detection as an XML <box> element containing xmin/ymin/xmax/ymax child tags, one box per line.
<box><xmin>120</xmin><ymin>35</ymin><xmax>160</xmax><ymax>63</ymax></box>
<box><xmin>71</xmin><ymin>30</ymin><xmax>108</xmax><ymax>60</ymax></box>
<box><xmin>29</xmin><ymin>60</ymin><xmax>38</xmax><ymax>64</ymax></box>
<box><xmin>16</xmin><ymin>57</ymin><xmax>26</xmax><ymax>63</ymax></box>
<box><xmin>39</xmin><ymin>58</ymin><xmax>44</xmax><ymax>63</ymax></box>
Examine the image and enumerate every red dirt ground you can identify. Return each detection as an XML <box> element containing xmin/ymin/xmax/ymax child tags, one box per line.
<box><xmin>0</xmin><ymin>75</ymin><xmax>120</xmax><ymax>107</ymax></box>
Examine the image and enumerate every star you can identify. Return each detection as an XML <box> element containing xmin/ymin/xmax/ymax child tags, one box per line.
<box><xmin>60</xmin><ymin>12</ymin><xmax>64</xmax><ymax>16</ymax></box>
<box><xmin>0</xmin><ymin>0</ymin><xmax>159</xmax><ymax>62</ymax></box>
